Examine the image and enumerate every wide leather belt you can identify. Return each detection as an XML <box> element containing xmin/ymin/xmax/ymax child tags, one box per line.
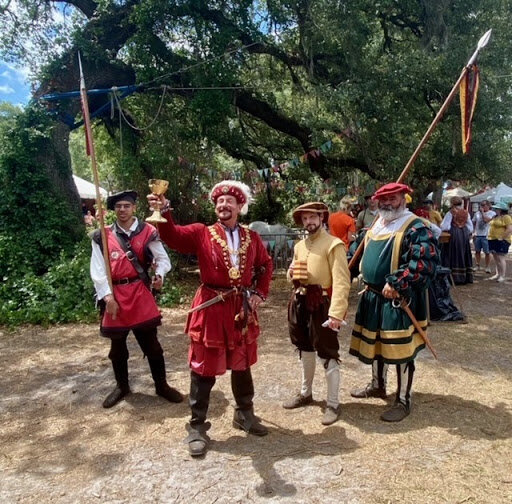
<box><xmin>113</xmin><ymin>277</ymin><xmax>140</xmax><ymax>285</ymax></box>
<box><xmin>364</xmin><ymin>283</ymin><xmax>385</xmax><ymax>296</ymax></box>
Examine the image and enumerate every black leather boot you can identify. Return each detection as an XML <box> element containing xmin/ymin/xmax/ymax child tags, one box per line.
<box><xmin>231</xmin><ymin>369</ymin><xmax>268</xmax><ymax>436</ymax></box>
<box><xmin>185</xmin><ymin>372</ymin><xmax>216</xmax><ymax>457</ymax></box>
<box><xmin>103</xmin><ymin>360</ymin><xmax>130</xmax><ymax>408</ymax></box>
<box><xmin>380</xmin><ymin>362</ymin><xmax>414</xmax><ymax>422</ymax></box>
<box><xmin>185</xmin><ymin>422</ymin><xmax>212</xmax><ymax>457</ymax></box>
<box><xmin>148</xmin><ymin>356</ymin><xmax>183</xmax><ymax>403</ymax></box>
<box><xmin>350</xmin><ymin>383</ymin><xmax>387</xmax><ymax>399</ymax></box>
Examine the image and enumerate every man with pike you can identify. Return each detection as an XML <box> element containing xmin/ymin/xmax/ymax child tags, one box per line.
<box><xmin>284</xmin><ymin>202</ymin><xmax>351</xmax><ymax>426</ymax></box>
<box><xmin>90</xmin><ymin>190</ymin><xmax>183</xmax><ymax>409</ymax></box>
<box><xmin>148</xmin><ymin>181</ymin><xmax>273</xmax><ymax>457</ymax></box>
<box><xmin>349</xmin><ymin>183</ymin><xmax>439</xmax><ymax>422</ymax></box>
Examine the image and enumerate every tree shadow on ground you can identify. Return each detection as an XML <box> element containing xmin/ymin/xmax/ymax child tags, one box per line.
<box><xmin>0</xmin><ymin>389</ymin><xmax>230</xmax><ymax>481</ymax></box>
<box><xmin>342</xmin><ymin>392</ymin><xmax>512</xmax><ymax>440</ymax></box>
<box><xmin>209</xmin><ymin>423</ymin><xmax>359</xmax><ymax>498</ymax></box>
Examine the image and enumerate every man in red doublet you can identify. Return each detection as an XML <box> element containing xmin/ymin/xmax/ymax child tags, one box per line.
<box><xmin>149</xmin><ymin>181</ymin><xmax>273</xmax><ymax>457</ymax></box>
<box><xmin>90</xmin><ymin>191</ymin><xmax>183</xmax><ymax>408</ymax></box>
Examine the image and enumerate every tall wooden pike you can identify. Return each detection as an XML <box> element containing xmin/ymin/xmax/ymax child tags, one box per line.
<box><xmin>348</xmin><ymin>29</ymin><xmax>492</xmax><ymax>271</ymax></box>
<box><xmin>78</xmin><ymin>52</ymin><xmax>114</xmax><ymax>295</ymax></box>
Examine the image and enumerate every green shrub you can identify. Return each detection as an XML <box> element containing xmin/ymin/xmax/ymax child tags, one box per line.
<box><xmin>0</xmin><ymin>234</ymin><xmax>186</xmax><ymax>327</ymax></box>
<box><xmin>0</xmin><ymin>237</ymin><xmax>97</xmax><ymax>326</ymax></box>
<box><xmin>157</xmin><ymin>282</ymin><xmax>184</xmax><ymax>307</ymax></box>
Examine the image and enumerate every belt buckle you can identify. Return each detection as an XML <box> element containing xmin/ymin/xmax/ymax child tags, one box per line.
<box><xmin>119</xmin><ymin>277</ymin><xmax>130</xmax><ymax>285</ymax></box>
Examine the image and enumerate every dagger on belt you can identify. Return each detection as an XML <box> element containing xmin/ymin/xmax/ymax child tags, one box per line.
<box><xmin>363</xmin><ymin>284</ymin><xmax>439</xmax><ymax>360</ymax></box>
<box><xmin>187</xmin><ymin>287</ymin><xmax>238</xmax><ymax>314</ymax></box>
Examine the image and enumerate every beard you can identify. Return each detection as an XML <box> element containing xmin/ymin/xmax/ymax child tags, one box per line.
<box><xmin>216</xmin><ymin>207</ymin><xmax>233</xmax><ymax>221</ymax></box>
<box><xmin>378</xmin><ymin>204</ymin><xmax>406</xmax><ymax>222</ymax></box>
<box><xmin>306</xmin><ymin>222</ymin><xmax>321</xmax><ymax>234</ymax></box>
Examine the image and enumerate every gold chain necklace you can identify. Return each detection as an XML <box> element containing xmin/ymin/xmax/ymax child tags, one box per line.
<box><xmin>209</xmin><ymin>224</ymin><xmax>252</xmax><ymax>280</ymax></box>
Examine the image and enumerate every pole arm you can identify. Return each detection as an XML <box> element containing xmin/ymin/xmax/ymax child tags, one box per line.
<box><xmin>396</xmin><ymin>67</ymin><xmax>467</xmax><ymax>183</ymax></box>
<box><xmin>397</xmin><ymin>29</ymin><xmax>491</xmax><ymax>183</ymax></box>
<box><xmin>348</xmin><ymin>29</ymin><xmax>492</xmax><ymax>271</ymax></box>
<box><xmin>78</xmin><ymin>53</ymin><xmax>114</xmax><ymax>296</ymax></box>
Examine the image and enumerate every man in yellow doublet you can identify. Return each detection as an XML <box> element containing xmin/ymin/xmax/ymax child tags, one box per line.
<box><xmin>283</xmin><ymin>202</ymin><xmax>351</xmax><ymax>425</ymax></box>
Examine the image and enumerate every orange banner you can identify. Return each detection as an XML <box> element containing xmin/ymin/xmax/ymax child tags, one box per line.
<box><xmin>460</xmin><ymin>64</ymin><xmax>480</xmax><ymax>154</ymax></box>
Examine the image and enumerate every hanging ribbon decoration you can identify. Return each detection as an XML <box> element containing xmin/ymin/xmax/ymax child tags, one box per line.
<box><xmin>257</xmin><ymin>133</ymin><xmax>345</xmax><ymax>178</ymax></box>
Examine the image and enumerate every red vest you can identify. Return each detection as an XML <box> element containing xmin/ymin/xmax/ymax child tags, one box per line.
<box><xmin>100</xmin><ymin>223</ymin><xmax>161</xmax><ymax>333</ymax></box>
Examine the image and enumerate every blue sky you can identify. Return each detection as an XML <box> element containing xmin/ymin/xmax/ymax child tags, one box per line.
<box><xmin>0</xmin><ymin>61</ymin><xmax>32</xmax><ymax>107</ymax></box>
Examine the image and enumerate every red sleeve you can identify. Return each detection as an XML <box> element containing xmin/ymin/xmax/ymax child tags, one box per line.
<box><xmin>156</xmin><ymin>210</ymin><xmax>205</xmax><ymax>254</ymax></box>
<box><xmin>251</xmin><ymin>231</ymin><xmax>273</xmax><ymax>299</ymax></box>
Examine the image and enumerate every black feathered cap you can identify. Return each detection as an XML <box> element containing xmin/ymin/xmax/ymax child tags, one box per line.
<box><xmin>106</xmin><ymin>190</ymin><xmax>138</xmax><ymax>210</ymax></box>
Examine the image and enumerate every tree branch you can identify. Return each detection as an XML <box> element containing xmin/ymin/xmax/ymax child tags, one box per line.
<box><xmin>234</xmin><ymin>90</ymin><xmax>312</xmax><ymax>151</ymax></box>
<box><xmin>50</xmin><ymin>0</ymin><xmax>98</xmax><ymax>19</ymax></box>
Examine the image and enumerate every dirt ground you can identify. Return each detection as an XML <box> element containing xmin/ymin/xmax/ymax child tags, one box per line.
<box><xmin>1</xmin><ymin>267</ymin><xmax>512</xmax><ymax>504</ymax></box>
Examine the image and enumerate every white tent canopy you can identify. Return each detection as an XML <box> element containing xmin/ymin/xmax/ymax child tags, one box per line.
<box><xmin>73</xmin><ymin>174</ymin><xmax>108</xmax><ymax>199</ymax></box>
<box><xmin>441</xmin><ymin>187</ymin><xmax>471</xmax><ymax>206</ymax></box>
<box><xmin>470</xmin><ymin>182</ymin><xmax>512</xmax><ymax>203</ymax></box>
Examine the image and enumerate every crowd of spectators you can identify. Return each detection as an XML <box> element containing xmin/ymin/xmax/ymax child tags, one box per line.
<box><xmin>325</xmin><ymin>193</ymin><xmax>511</xmax><ymax>284</ymax></box>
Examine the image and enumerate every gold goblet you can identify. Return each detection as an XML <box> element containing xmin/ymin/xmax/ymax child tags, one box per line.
<box><xmin>146</xmin><ymin>179</ymin><xmax>169</xmax><ymax>223</ymax></box>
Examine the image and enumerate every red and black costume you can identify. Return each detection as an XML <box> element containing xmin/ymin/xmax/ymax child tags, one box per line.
<box><xmin>157</xmin><ymin>204</ymin><xmax>272</xmax><ymax>450</ymax></box>
<box><xmin>94</xmin><ymin>222</ymin><xmax>162</xmax><ymax>335</ymax></box>
<box><xmin>90</xmin><ymin>190</ymin><xmax>182</xmax><ymax>409</ymax></box>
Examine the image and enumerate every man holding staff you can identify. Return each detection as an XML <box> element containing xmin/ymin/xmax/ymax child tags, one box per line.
<box><xmin>349</xmin><ymin>183</ymin><xmax>439</xmax><ymax>422</ymax></box>
<box><xmin>148</xmin><ymin>181</ymin><xmax>273</xmax><ymax>457</ymax></box>
<box><xmin>90</xmin><ymin>190</ymin><xmax>183</xmax><ymax>408</ymax></box>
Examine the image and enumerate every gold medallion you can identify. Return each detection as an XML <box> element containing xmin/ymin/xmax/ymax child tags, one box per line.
<box><xmin>228</xmin><ymin>267</ymin><xmax>241</xmax><ymax>280</ymax></box>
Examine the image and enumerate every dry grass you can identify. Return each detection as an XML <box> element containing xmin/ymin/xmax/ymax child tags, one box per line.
<box><xmin>1</xmin><ymin>268</ymin><xmax>511</xmax><ymax>503</ymax></box>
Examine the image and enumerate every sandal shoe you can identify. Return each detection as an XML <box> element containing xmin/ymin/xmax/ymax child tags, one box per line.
<box><xmin>184</xmin><ymin>422</ymin><xmax>211</xmax><ymax>457</ymax></box>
